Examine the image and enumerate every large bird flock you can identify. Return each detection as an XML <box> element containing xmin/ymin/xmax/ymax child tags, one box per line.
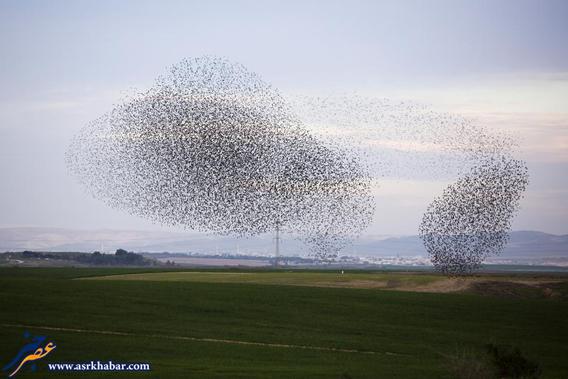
<box><xmin>66</xmin><ymin>57</ymin><xmax>374</xmax><ymax>260</ymax></box>
<box><xmin>67</xmin><ymin>56</ymin><xmax>529</xmax><ymax>274</ymax></box>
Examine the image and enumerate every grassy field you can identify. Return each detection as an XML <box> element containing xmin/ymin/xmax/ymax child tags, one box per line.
<box><xmin>1</xmin><ymin>268</ymin><xmax>568</xmax><ymax>378</ymax></box>
<box><xmin>82</xmin><ymin>270</ymin><xmax>568</xmax><ymax>296</ymax></box>
<box><xmin>83</xmin><ymin>270</ymin><xmax>443</xmax><ymax>289</ymax></box>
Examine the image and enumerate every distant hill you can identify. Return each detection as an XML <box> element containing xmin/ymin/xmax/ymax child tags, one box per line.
<box><xmin>0</xmin><ymin>227</ymin><xmax>304</xmax><ymax>255</ymax></box>
<box><xmin>0</xmin><ymin>227</ymin><xmax>566</xmax><ymax>259</ymax></box>
<box><xmin>355</xmin><ymin>231</ymin><xmax>568</xmax><ymax>258</ymax></box>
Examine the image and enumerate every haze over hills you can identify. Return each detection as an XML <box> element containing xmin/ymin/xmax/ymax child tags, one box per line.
<box><xmin>0</xmin><ymin>227</ymin><xmax>566</xmax><ymax>259</ymax></box>
<box><xmin>356</xmin><ymin>231</ymin><xmax>568</xmax><ymax>259</ymax></box>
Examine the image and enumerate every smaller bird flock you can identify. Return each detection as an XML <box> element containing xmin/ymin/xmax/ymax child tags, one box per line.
<box><xmin>67</xmin><ymin>56</ymin><xmax>528</xmax><ymax>274</ymax></box>
<box><xmin>419</xmin><ymin>156</ymin><xmax>529</xmax><ymax>275</ymax></box>
<box><xmin>290</xmin><ymin>94</ymin><xmax>529</xmax><ymax>274</ymax></box>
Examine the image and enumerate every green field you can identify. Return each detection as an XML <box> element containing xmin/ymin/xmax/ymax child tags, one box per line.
<box><xmin>1</xmin><ymin>268</ymin><xmax>568</xmax><ymax>378</ymax></box>
<box><xmin>83</xmin><ymin>270</ymin><xmax>443</xmax><ymax>289</ymax></box>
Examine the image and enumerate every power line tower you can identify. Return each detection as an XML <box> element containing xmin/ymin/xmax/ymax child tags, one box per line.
<box><xmin>274</xmin><ymin>220</ymin><xmax>280</xmax><ymax>267</ymax></box>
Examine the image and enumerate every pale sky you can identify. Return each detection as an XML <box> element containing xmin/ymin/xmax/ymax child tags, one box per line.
<box><xmin>0</xmin><ymin>0</ymin><xmax>567</xmax><ymax>235</ymax></box>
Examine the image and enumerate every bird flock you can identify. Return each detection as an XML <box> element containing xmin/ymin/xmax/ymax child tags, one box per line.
<box><xmin>290</xmin><ymin>94</ymin><xmax>529</xmax><ymax>274</ymax></box>
<box><xmin>419</xmin><ymin>156</ymin><xmax>528</xmax><ymax>275</ymax></box>
<box><xmin>66</xmin><ymin>57</ymin><xmax>374</xmax><ymax>260</ymax></box>
<box><xmin>67</xmin><ymin>56</ymin><xmax>528</xmax><ymax>274</ymax></box>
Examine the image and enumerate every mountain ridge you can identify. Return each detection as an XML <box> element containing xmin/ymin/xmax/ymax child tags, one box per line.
<box><xmin>0</xmin><ymin>227</ymin><xmax>566</xmax><ymax>258</ymax></box>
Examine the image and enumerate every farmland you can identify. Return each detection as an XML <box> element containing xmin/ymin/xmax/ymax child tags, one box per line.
<box><xmin>1</xmin><ymin>268</ymin><xmax>568</xmax><ymax>378</ymax></box>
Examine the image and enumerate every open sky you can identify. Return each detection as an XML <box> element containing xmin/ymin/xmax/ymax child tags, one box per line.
<box><xmin>0</xmin><ymin>0</ymin><xmax>567</xmax><ymax>236</ymax></box>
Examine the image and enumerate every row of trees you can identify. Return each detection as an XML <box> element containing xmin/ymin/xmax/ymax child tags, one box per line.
<box><xmin>82</xmin><ymin>249</ymin><xmax>150</xmax><ymax>266</ymax></box>
<box><xmin>20</xmin><ymin>249</ymin><xmax>153</xmax><ymax>266</ymax></box>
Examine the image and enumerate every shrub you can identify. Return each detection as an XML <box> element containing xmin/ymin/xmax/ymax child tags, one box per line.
<box><xmin>444</xmin><ymin>347</ymin><xmax>494</xmax><ymax>379</ymax></box>
<box><xmin>486</xmin><ymin>344</ymin><xmax>541</xmax><ymax>379</ymax></box>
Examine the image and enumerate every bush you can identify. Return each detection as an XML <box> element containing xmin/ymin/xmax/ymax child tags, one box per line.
<box><xmin>445</xmin><ymin>344</ymin><xmax>541</xmax><ymax>379</ymax></box>
<box><xmin>444</xmin><ymin>347</ymin><xmax>494</xmax><ymax>379</ymax></box>
<box><xmin>486</xmin><ymin>344</ymin><xmax>541</xmax><ymax>379</ymax></box>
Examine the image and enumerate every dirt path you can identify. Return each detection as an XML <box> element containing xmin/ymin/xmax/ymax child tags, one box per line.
<box><xmin>0</xmin><ymin>323</ymin><xmax>404</xmax><ymax>356</ymax></box>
